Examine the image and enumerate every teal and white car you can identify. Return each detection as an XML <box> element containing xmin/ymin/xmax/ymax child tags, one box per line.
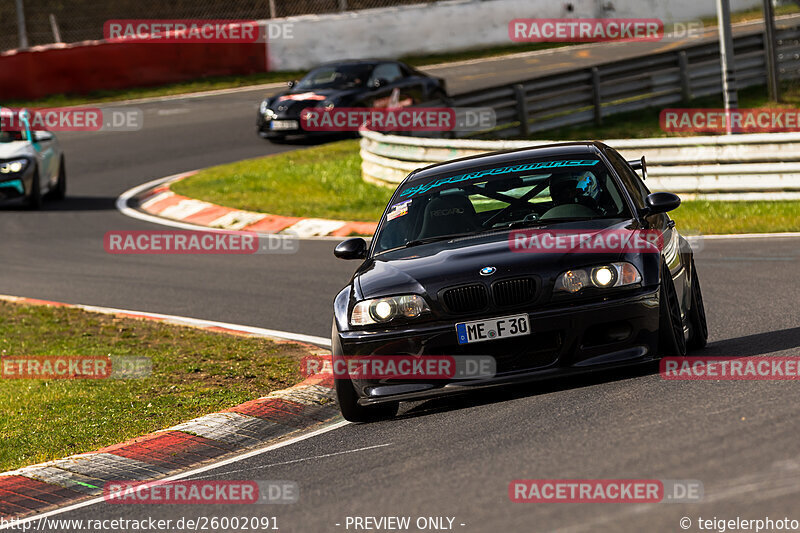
<box><xmin>0</xmin><ymin>110</ymin><xmax>66</xmax><ymax>209</ymax></box>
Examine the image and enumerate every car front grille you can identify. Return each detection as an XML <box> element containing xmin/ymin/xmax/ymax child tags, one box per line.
<box><xmin>442</xmin><ymin>284</ymin><xmax>488</xmax><ymax>314</ymax></box>
<box><xmin>492</xmin><ymin>277</ymin><xmax>536</xmax><ymax>307</ymax></box>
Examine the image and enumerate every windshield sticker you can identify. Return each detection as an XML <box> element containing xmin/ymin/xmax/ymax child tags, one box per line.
<box><xmin>386</xmin><ymin>199</ymin><xmax>412</xmax><ymax>221</ymax></box>
<box><xmin>399</xmin><ymin>159</ymin><xmax>600</xmax><ymax>198</ymax></box>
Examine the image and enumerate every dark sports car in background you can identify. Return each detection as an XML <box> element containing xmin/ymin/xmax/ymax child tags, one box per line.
<box><xmin>332</xmin><ymin>142</ymin><xmax>708</xmax><ymax>422</ymax></box>
<box><xmin>256</xmin><ymin>59</ymin><xmax>447</xmax><ymax>141</ymax></box>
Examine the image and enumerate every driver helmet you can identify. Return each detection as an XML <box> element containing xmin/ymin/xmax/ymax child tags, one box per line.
<box><xmin>549</xmin><ymin>172</ymin><xmax>598</xmax><ymax>204</ymax></box>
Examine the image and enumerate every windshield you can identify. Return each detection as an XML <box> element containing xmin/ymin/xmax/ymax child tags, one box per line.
<box><xmin>373</xmin><ymin>154</ymin><xmax>630</xmax><ymax>254</ymax></box>
<box><xmin>295</xmin><ymin>64</ymin><xmax>373</xmax><ymax>90</ymax></box>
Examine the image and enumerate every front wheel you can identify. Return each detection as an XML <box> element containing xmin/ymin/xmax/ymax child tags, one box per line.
<box><xmin>334</xmin><ymin>376</ymin><xmax>399</xmax><ymax>423</ymax></box>
<box><xmin>687</xmin><ymin>258</ymin><xmax>708</xmax><ymax>350</ymax></box>
<box><xmin>51</xmin><ymin>157</ymin><xmax>66</xmax><ymax>200</ymax></box>
<box><xmin>27</xmin><ymin>166</ymin><xmax>42</xmax><ymax>210</ymax></box>
<box><xmin>658</xmin><ymin>261</ymin><xmax>687</xmax><ymax>357</ymax></box>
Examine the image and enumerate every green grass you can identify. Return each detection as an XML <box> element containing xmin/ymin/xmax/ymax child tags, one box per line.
<box><xmin>671</xmin><ymin>200</ymin><xmax>800</xmax><ymax>234</ymax></box>
<box><xmin>2</xmin><ymin>71</ymin><xmax>305</xmax><ymax>109</ymax></box>
<box><xmin>700</xmin><ymin>2</ymin><xmax>800</xmax><ymax>25</ymax></box>
<box><xmin>171</xmin><ymin>139</ymin><xmax>391</xmax><ymax>221</ymax></box>
<box><xmin>170</xmin><ymin>138</ymin><xmax>800</xmax><ymax>234</ymax></box>
<box><xmin>530</xmin><ymin>82</ymin><xmax>800</xmax><ymax>141</ymax></box>
<box><xmin>3</xmin><ymin>43</ymin><xmax>566</xmax><ymax>109</ymax></box>
<box><xmin>3</xmin><ymin>43</ymin><xmax>570</xmax><ymax>109</ymax></box>
<box><xmin>0</xmin><ymin>301</ymin><xmax>311</xmax><ymax>471</ymax></box>
<box><xmin>401</xmin><ymin>43</ymin><xmax>567</xmax><ymax>67</ymax></box>
<box><xmin>5</xmin><ymin>3</ymin><xmax>798</xmax><ymax>109</ymax></box>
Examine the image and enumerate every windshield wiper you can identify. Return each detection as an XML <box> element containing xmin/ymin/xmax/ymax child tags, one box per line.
<box><xmin>403</xmin><ymin>232</ymin><xmax>477</xmax><ymax>248</ymax></box>
<box><xmin>506</xmin><ymin>216</ymin><xmax>604</xmax><ymax>229</ymax></box>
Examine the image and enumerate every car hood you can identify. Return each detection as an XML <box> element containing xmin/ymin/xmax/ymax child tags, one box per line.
<box><xmin>0</xmin><ymin>141</ymin><xmax>33</xmax><ymax>159</ymax></box>
<box><xmin>267</xmin><ymin>87</ymin><xmax>361</xmax><ymax>107</ymax></box>
<box><xmin>356</xmin><ymin>219</ymin><xmax>640</xmax><ymax>299</ymax></box>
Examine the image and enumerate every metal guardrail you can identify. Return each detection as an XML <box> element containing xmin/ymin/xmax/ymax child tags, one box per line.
<box><xmin>359</xmin><ymin>18</ymin><xmax>800</xmax><ymax>200</ymax></box>
<box><xmin>360</xmin><ymin>129</ymin><xmax>800</xmax><ymax>200</ymax></box>
<box><xmin>413</xmin><ymin>21</ymin><xmax>800</xmax><ymax>139</ymax></box>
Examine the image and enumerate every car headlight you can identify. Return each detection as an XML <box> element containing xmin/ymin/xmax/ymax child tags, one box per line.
<box><xmin>260</xmin><ymin>101</ymin><xmax>277</xmax><ymax>119</ymax></box>
<box><xmin>0</xmin><ymin>159</ymin><xmax>29</xmax><ymax>175</ymax></box>
<box><xmin>554</xmin><ymin>262</ymin><xmax>641</xmax><ymax>293</ymax></box>
<box><xmin>351</xmin><ymin>294</ymin><xmax>430</xmax><ymax>326</ymax></box>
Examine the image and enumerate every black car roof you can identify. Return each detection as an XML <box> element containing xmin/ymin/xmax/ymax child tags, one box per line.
<box><xmin>405</xmin><ymin>142</ymin><xmax>608</xmax><ymax>183</ymax></box>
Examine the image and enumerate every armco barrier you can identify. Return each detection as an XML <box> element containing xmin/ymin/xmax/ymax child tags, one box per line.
<box><xmin>0</xmin><ymin>39</ymin><xmax>267</xmax><ymax>101</ymax></box>
<box><xmin>406</xmin><ymin>16</ymin><xmax>800</xmax><ymax>140</ymax></box>
<box><xmin>360</xmin><ymin>128</ymin><xmax>800</xmax><ymax>200</ymax></box>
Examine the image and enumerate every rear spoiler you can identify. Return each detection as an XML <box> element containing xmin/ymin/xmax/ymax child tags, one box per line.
<box><xmin>627</xmin><ymin>156</ymin><xmax>647</xmax><ymax>180</ymax></box>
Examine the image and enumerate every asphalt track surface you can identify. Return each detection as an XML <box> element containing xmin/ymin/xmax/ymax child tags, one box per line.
<box><xmin>2</xmin><ymin>24</ymin><xmax>800</xmax><ymax>533</ymax></box>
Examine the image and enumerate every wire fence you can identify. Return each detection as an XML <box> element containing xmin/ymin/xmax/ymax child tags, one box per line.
<box><xmin>0</xmin><ymin>0</ymin><xmax>440</xmax><ymax>51</ymax></box>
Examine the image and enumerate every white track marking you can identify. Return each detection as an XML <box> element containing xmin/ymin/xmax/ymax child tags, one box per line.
<box><xmin>190</xmin><ymin>443</ymin><xmax>393</xmax><ymax>479</ymax></box>
<box><xmin>58</xmin><ymin>82</ymin><xmax>287</xmax><ymax>110</ymax></box>
<box><xmin>0</xmin><ymin>294</ymin><xmax>331</xmax><ymax>347</ymax></box>
<box><xmin>0</xmin><ymin>420</ymin><xmax>349</xmax><ymax>530</ymax></box>
<box><xmin>702</xmin><ymin>232</ymin><xmax>800</xmax><ymax>240</ymax></box>
<box><xmin>115</xmin><ymin>174</ymin><xmax>238</xmax><ymax>232</ymax></box>
<box><xmin>118</xmin><ymin>175</ymin><xmax>800</xmax><ymax>243</ymax></box>
<box><xmin>115</xmin><ymin>174</ymin><xmax>343</xmax><ymax>240</ymax></box>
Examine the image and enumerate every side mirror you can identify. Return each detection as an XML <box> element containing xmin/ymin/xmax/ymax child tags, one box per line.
<box><xmin>287</xmin><ymin>80</ymin><xmax>297</xmax><ymax>89</ymax></box>
<box><xmin>628</xmin><ymin>156</ymin><xmax>647</xmax><ymax>180</ymax></box>
<box><xmin>33</xmin><ymin>130</ymin><xmax>54</xmax><ymax>142</ymax></box>
<box><xmin>644</xmin><ymin>192</ymin><xmax>681</xmax><ymax>215</ymax></box>
<box><xmin>334</xmin><ymin>237</ymin><xmax>368</xmax><ymax>260</ymax></box>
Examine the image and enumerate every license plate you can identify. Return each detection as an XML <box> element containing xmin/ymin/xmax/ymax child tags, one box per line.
<box><xmin>270</xmin><ymin>120</ymin><xmax>298</xmax><ymax>131</ymax></box>
<box><xmin>456</xmin><ymin>314</ymin><xmax>530</xmax><ymax>345</ymax></box>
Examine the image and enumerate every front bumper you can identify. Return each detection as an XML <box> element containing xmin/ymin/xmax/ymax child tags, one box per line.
<box><xmin>336</xmin><ymin>286</ymin><xmax>660</xmax><ymax>405</ymax></box>
<box><xmin>0</xmin><ymin>166</ymin><xmax>34</xmax><ymax>202</ymax></box>
<box><xmin>256</xmin><ymin>111</ymin><xmax>310</xmax><ymax>138</ymax></box>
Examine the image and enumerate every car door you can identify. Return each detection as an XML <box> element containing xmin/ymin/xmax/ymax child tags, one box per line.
<box><xmin>364</xmin><ymin>62</ymin><xmax>418</xmax><ymax>108</ymax></box>
<box><xmin>606</xmin><ymin>148</ymin><xmax>690</xmax><ymax>316</ymax></box>
<box><xmin>32</xmin><ymin>131</ymin><xmax>57</xmax><ymax>192</ymax></box>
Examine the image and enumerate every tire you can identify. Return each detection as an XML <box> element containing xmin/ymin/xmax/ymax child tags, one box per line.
<box><xmin>658</xmin><ymin>261</ymin><xmax>687</xmax><ymax>357</ymax></box>
<box><xmin>334</xmin><ymin>375</ymin><xmax>399</xmax><ymax>423</ymax></box>
<box><xmin>26</xmin><ymin>165</ymin><xmax>42</xmax><ymax>210</ymax></box>
<box><xmin>51</xmin><ymin>157</ymin><xmax>66</xmax><ymax>200</ymax></box>
<box><xmin>687</xmin><ymin>258</ymin><xmax>708</xmax><ymax>350</ymax></box>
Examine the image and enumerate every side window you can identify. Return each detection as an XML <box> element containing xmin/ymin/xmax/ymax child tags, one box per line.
<box><xmin>369</xmin><ymin>63</ymin><xmax>404</xmax><ymax>85</ymax></box>
<box><xmin>606</xmin><ymin>150</ymin><xmax>649</xmax><ymax>209</ymax></box>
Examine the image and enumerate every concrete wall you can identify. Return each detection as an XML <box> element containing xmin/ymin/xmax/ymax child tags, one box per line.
<box><xmin>267</xmin><ymin>0</ymin><xmax>761</xmax><ymax>70</ymax></box>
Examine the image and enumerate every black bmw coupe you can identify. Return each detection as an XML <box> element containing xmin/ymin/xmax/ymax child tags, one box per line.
<box><xmin>332</xmin><ymin>142</ymin><xmax>707</xmax><ymax>422</ymax></box>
